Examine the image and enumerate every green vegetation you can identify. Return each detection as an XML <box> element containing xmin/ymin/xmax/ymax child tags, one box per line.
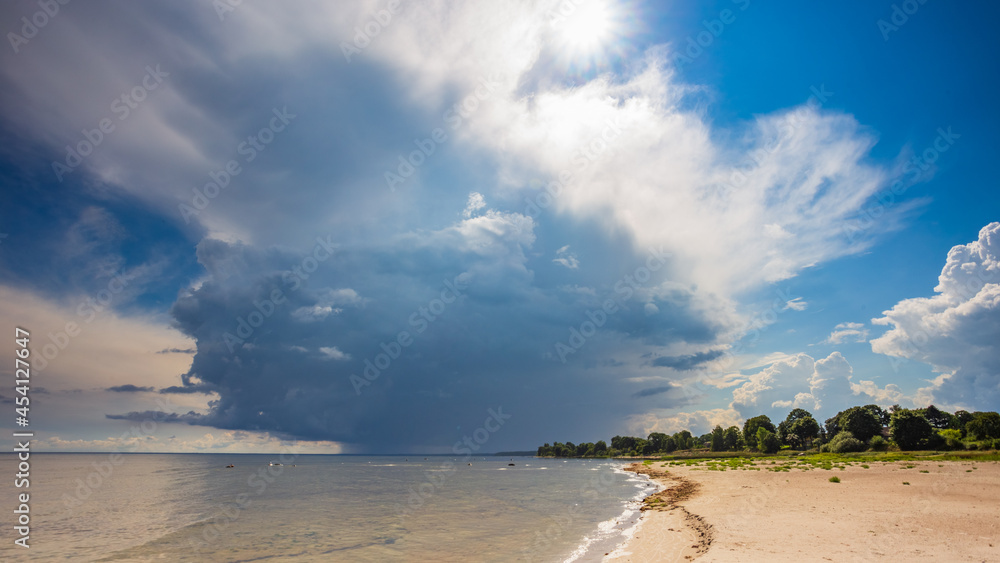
<box><xmin>829</xmin><ymin>476</ymin><xmax>840</xmax><ymax>483</ymax></box>
<box><xmin>536</xmin><ymin>404</ymin><xmax>1000</xmax><ymax>458</ymax></box>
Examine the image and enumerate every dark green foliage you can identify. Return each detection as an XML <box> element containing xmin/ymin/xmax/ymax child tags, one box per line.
<box><xmin>710</xmin><ymin>425</ymin><xmax>725</xmax><ymax>452</ymax></box>
<box><xmin>832</xmin><ymin>406</ymin><xmax>883</xmax><ymax>443</ymax></box>
<box><xmin>673</xmin><ymin>430</ymin><xmax>693</xmax><ymax>450</ymax></box>
<box><xmin>954</xmin><ymin>410</ymin><xmax>974</xmax><ymax>436</ymax></box>
<box><xmin>647</xmin><ymin>432</ymin><xmax>669</xmax><ymax>452</ymax></box>
<box><xmin>862</xmin><ymin>404</ymin><xmax>890</xmax><ymax>427</ymax></box>
<box><xmin>744</xmin><ymin>415</ymin><xmax>776</xmax><ymax>447</ymax></box>
<box><xmin>723</xmin><ymin>426</ymin><xmax>743</xmax><ymax>451</ymax></box>
<box><xmin>966</xmin><ymin>412</ymin><xmax>1000</xmax><ymax>440</ymax></box>
<box><xmin>828</xmin><ymin>431</ymin><xmax>865</xmax><ymax>453</ymax></box>
<box><xmin>890</xmin><ymin>409</ymin><xmax>934</xmax><ymax>450</ymax></box>
<box><xmin>663</xmin><ymin>436</ymin><xmax>677</xmax><ymax>453</ymax></box>
<box><xmin>920</xmin><ymin>405</ymin><xmax>952</xmax><ymax>429</ymax></box>
<box><xmin>756</xmin><ymin>427</ymin><xmax>780</xmax><ymax>454</ymax></box>
<box><xmin>867</xmin><ymin>435</ymin><xmax>889</xmax><ymax>452</ymax></box>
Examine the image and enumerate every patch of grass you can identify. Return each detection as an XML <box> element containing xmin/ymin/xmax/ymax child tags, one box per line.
<box><xmin>902</xmin><ymin>482</ymin><xmax>910</xmax><ymax>485</ymax></box>
<box><xmin>828</xmin><ymin>476</ymin><xmax>841</xmax><ymax>483</ymax></box>
<box><xmin>642</xmin><ymin>460</ymin><xmax>653</xmax><ymax>466</ymax></box>
<box><xmin>861</xmin><ymin>464</ymin><xmax>869</xmax><ymax>469</ymax></box>
<box><xmin>919</xmin><ymin>470</ymin><xmax>929</xmax><ymax>473</ymax></box>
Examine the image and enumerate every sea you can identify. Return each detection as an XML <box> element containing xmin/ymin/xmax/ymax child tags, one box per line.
<box><xmin>0</xmin><ymin>454</ymin><xmax>658</xmax><ymax>562</ymax></box>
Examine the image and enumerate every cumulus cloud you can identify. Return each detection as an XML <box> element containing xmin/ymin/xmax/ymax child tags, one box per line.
<box><xmin>463</xmin><ymin>192</ymin><xmax>487</xmax><ymax>218</ymax></box>
<box><xmin>0</xmin><ymin>0</ymin><xmax>915</xmax><ymax>450</ymax></box>
<box><xmin>824</xmin><ymin>322</ymin><xmax>870</xmax><ymax>344</ymax></box>
<box><xmin>871</xmin><ymin>222</ymin><xmax>1000</xmax><ymax>409</ymax></box>
<box><xmin>724</xmin><ymin>352</ymin><xmax>906</xmax><ymax>424</ymax></box>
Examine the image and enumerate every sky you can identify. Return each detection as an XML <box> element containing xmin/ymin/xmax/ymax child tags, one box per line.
<box><xmin>0</xmin><ymin>0</ymin><xmax>997</xmax><ymax>454</ymax></box>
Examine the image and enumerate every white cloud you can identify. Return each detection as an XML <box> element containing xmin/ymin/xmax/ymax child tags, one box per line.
<box><xmin>463</xmin><ymin>192</ymin><xmax>487</xmax><ymax>218</ymax></box>
<box><xmin>552</xmin><ymin>244</ymin><xmax>580</xmax><ymax>269</ymax></box>
<box><xmin>871</xmin><ymin>222</ymin><xmax>1000</xmax><ymax>409</ymax></box>
<box><xmin>319</xmin><ymin>346</ymin><xmax>350</xmax><ymax>361</ymax></box>
<box><xmin>824</xmin><ymin>321</ymin><xmax>870</xmax><ymax>344</ymax></box>
<box><xmin>783</xmin><ymin>297</ymin><xmax>808</xmax><ymax>311</ymax></box>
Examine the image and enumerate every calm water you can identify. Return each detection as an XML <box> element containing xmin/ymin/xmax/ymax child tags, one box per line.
<box><xmin>0</xmin><ymin>454</ymin><xmax>656</xmax><ymax>562</ymax></box>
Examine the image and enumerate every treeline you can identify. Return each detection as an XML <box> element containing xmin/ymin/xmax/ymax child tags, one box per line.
<box><xmin>536</xmin><ymin>405</ymin><xmax>1000</xmax><ymax>457</ymax></box>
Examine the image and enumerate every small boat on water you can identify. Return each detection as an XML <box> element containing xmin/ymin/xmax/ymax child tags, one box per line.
<box><xmin>225</xmin><ymin>464</ymin><xmax>235</xmax><ymax>468</ymax></box>
<box><xmin>269</xmin><ymin>462</ymin><xmax>282</xmax><ymax>466</ymax></box>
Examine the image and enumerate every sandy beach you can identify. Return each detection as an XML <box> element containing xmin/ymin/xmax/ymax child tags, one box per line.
<box><xmin>613</xmin><ymin>458</ymin><xmax>1000</xmax><ymax>562</ymax></box>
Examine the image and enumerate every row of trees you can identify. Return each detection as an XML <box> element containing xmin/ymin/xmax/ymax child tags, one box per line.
<box><xmin>536</xmin><ymin>404</ymin><xmax>1000</xmax><ymax>457</ymax></box>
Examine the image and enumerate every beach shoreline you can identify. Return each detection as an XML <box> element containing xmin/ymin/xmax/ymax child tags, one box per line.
<box><xmin>614</xmin><ymin>458</ymin><xmax>1000</xmax><ymax>562</ymax></box>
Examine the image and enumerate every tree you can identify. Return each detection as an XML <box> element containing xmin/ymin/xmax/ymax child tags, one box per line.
<box><xmin>663</xmin><ymin>436</ymin><xmax>677</xmax><ymax>453</ymax></box>
<box><xmin>921</xmin><ymin>405</ymin><xmax>952</xmax><ymax>429</ymax></box>
<box><xmin>789</xmin><ymin>416</ymin><xmax>820</xmax><ymax>448</ymax></box>
<box><xmin>785</xmin><ymin>408</ymin><xmax>813</xmax><ymax>424</ymax></box>
<box><xmin>776</xmin><ymin>420</ymin><xmax>791</xmax><ymax>445</ymax></box>
<box><xmin>828</xmin><ymin>431</ymin><xmax>865</xmax><ymax>453</ymax></box>
<box><xmin>710</xmin><ymin>425</ymin><xmax>725</xmax><ymax>452</ymax></box>
<box><xmin>890</xmin><ymin>409</ymin><xmax>934</xmax><ymax>450</ymax></box>
<box><xmin>723</xmin><ymin>426</ymin><xmax>743</xmax><ymax>451</ymax></box>
<box><xmin>673</xmin><ymin>430</ymin><xmax>693</xmax><ymax>450</ymax></box>
<box><xmin>594</xmin><ymin>440</ymin><xmax>607</xmax><ymax>454</ymax></box>
<box><xmin>824</xmin><ymin>415</ymin><xmax>841</xmax><ymax>438</ymax></box>
<box><xmin>966</xmin><ymin>412</ymin><xmax>1000</xmax><ymax>440</ymax></box>
<box><xmin>647</xmin><ymin>432</ymin><xmax>669</xmax><ymax>452</ymax></box>
<box><xmin>743</xmin><ymin>415</ymin><xmax>776</xmax><ymax>448</ymax></box>
<box><xmin>611</xmin><ymin>435</ymin><xmax>637</xmax><ymax>452</ymax></box>
<box><xmin>862</xmin><ymin>404</ymin><xmax>891</xmax><ymax>427</ymax></box>
<box><xmin>756</xmin><ymin>427</ymin><xmax>780</xmax><ymax>454</ymax></box>
<box><xmin>837</xmin><ymin>406</ymin><xmax>883</xmax><ymax>443</ymax></box>
<box><xmin>954</xmin><ymin>410</ymin><xmax>974</xmax><ymax>436</ymax></box>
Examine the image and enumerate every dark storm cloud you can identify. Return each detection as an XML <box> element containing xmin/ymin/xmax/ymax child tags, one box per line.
<box><xmin>107</xmin><ymin>384</ymin><xmax>155</xmax><ymax>393</ymax></box>
<box><xmin>652</xmin><ymin>349</ymin><xmax>726</xmax><ymax>370</ymax></box>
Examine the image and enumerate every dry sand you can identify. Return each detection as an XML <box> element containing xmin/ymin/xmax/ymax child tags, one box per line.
<box><xmin>611</xmin><ymin>459</ymin><xmax>1000</xmax><ymax>562</ymax></box>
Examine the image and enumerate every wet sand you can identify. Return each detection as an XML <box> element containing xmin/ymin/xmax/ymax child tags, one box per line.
<box><xmin>613</xmin><ymin>459</ymin><xmax>1000</xmax><ymax>562</ymax></box>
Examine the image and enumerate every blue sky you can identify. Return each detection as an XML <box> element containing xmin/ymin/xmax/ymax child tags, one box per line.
<box><xmin>0</xmin><ymin>0</ymin><xmax>997</xmax><ymax>453</ymax></box>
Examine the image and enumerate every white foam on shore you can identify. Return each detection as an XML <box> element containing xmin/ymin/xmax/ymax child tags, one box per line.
<box><xmin>562</xmin><ymin>464</ymin><xmax>665</xmax><ymax>563</ymax></box>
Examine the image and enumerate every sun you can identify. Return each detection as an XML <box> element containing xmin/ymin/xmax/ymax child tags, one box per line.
<box><xmin>556</xmin><ymin>0</ymin><xmax>615</xmax><ymax>53</ymax></box>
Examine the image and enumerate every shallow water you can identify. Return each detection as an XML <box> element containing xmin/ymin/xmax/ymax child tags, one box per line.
<box><xmin>0</xmin><ymin>454</ymin><xmax>655</xmax><ymax>562</ymax></box>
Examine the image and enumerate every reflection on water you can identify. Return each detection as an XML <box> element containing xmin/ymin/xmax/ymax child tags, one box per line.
<box><xmin>0</xmin><ymin>454</ymin><xmax>651</xmax><ymax>562</ymax></box>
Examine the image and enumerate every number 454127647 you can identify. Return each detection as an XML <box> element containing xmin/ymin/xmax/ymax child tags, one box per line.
<box><xmin>15</xmin><ymin>328</ymin><xmax>30</xmax><ymax>422</ymax></box>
